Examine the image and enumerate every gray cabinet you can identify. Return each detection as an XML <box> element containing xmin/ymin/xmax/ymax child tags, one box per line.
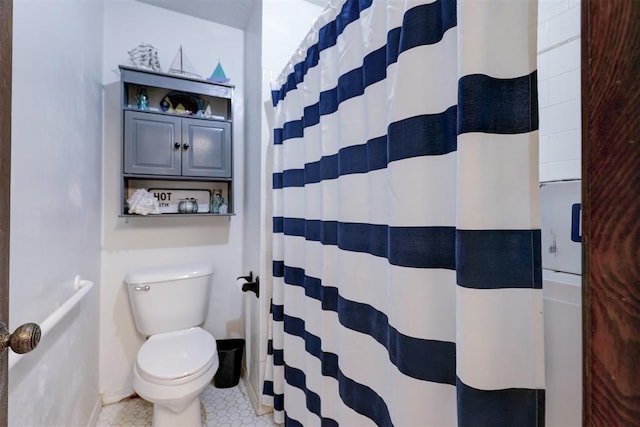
<box><xmin>124</xmin><ymin>112</ymin><xmax>231</xmax><ymax>178</ymax></box>
<box><xmin>119</xmin><ymin>65</ymin><xmax>234</xmax><ymax>216</ymax></box>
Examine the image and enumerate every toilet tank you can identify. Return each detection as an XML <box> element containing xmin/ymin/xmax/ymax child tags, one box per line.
<box><xmin>125</xmin><ymin>261</ymin><xmax>213</xmax><ymax>336</ymax></box>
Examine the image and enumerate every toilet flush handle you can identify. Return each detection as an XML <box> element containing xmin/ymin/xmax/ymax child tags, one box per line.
<box><xmin>134</xmin><ymin>285</ymin><xmax>150</xmax><ymax>291</ymax></box>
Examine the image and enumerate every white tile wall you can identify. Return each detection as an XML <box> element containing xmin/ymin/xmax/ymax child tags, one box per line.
<box><xmin>537</xmin><ymin>0</ymin><xmax>582</xmax><ymax>182</ymax></box>
<box><xmin>547</xmin><ymin>5</ymin><xmax>580</xmax><ymax>47</ymax></box>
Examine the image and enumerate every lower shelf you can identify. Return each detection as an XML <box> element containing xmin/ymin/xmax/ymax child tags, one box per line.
<box><xmin>119</xmin><ymin>213</ymin><xmax>235</xmax><ymax>218</ymax></box>
<box><xmin>123</xmin><ymin>177</ymin><xmax>233</xmax><ymax>217</ymax></box>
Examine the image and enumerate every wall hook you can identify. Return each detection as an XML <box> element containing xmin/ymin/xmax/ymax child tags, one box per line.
<box><xmin>237</xmin><ymin>271</ymin><xmax>259</xmax><ymax>298</ymax></box>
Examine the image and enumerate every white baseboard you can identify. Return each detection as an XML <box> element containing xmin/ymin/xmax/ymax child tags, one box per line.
<box><xmin>87</xmin><ymin>395</ymin><xmax>103</xmax><ymax>427</ymax></box>
<box><xmin>242</xmin><ymin>376</ymin><xmax>272</xmax><ymax>417</ymax></box>
<box><xmin>101</xmin><ymin>387</ymin><xmax>136</xmax><ymax>405</ymax></box>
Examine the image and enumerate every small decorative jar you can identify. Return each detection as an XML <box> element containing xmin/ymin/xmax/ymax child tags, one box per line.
<box><xmin>178</xmin><ymin>198</ymin><xmax>198</xmax><ymax>214</ymax></box>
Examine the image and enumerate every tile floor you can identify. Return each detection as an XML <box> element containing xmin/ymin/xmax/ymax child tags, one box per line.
<box><xmin>96</xmin><ymin>380</ymin><xmax>277</xmax><ymax>426</ymax></box>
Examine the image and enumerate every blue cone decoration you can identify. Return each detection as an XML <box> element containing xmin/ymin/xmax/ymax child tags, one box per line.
<box><xmin>208</xmin><ymin>61</ymin><xmax>230</xmax><ymax>83</ymax></box>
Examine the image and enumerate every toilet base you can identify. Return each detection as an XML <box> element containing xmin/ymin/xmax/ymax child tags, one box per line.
<box><xmin>153</xmin><ymin>397</ymin><xmax>202</xmax><ymax>427</ymax></box>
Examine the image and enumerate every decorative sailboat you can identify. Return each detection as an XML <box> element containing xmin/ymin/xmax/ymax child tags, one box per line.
<box><xmin>208</xmin><ymin>60</ymin><xmax>230</xmax><ymax>83</ymax></box>
<box><xmin>168</xmin><ymin>45</ymin><xmax>201</xmax><ymax>78</ymax></box>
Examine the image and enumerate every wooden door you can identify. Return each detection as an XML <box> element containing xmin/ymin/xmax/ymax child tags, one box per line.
<box><xmin>0</xmin><ymin>0</ymin><xmax>12</xmax><ymax>425</ymax></box>
<box><xmin>582</xmin><ymin>0</ymin><xmax>640</xmax><ymax>424</ymax></box>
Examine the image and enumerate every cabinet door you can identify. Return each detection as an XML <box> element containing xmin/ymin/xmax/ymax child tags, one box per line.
<box><xmin>181</xmin><ymin>118</ymin><xmax>231</xmax><ymax>178</ymax></box>
<box><xmin>124</xmin><ymin>111</ymin><xmax>182</xmax><ymax>175</ymax></box>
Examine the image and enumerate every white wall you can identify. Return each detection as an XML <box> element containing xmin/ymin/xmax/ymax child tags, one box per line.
<box><xmin>9</xmin><ymin>0</ymin><xmax>104</xmax><ymax>425</ymax></box>
<box><xmin>262</xmin><ymin>0</ymin><xmax>326</xmax><ymax>74</ymax></box>
<box><xmin>100</xmin><ymin>0</ymin><xmax>246</xmax><ymax>403</ymax></box>
<box><xmin>538</xmin><ymin>0</ymin><xmax>581</xmax><ymax>182</ymax></box>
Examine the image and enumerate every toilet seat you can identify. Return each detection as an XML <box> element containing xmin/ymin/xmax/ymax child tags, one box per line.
<box><xmin>136</xmin><ymin>327</ymin><xmax>217</xmax><ymax>385</ymax></box>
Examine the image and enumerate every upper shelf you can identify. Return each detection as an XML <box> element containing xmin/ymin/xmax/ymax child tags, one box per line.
<box><xmin>119</xmin><ymin>65</ymin><xmax>234</xmax><ymax>99</ymax></box>
<box><xmin>119</xmin><ymin>65</ymin><xmax>234</xmax><ymax>121</ymax></box>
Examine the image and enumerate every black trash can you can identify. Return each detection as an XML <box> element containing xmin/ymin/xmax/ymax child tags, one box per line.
<box><xmin>213</xmin><ymin>338</ymin><xmax>245</xmax><ymax>388</ymax></box>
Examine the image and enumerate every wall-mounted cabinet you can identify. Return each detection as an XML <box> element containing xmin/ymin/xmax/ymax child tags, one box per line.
<box><xmin>119</xmin><ymin>65</ymin><xmax>234</xmax><ymax>217</ymax></box>
<box><xmin>124</xmin><ymin>111</ymin><xmax>231</xmax><ymax>178</ymax></box>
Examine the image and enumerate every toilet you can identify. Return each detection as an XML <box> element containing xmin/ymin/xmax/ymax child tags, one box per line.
<box><xmin>125</xmin><ymin>261</ymin><xmax>218</xmax><ymax>426</ymax></box>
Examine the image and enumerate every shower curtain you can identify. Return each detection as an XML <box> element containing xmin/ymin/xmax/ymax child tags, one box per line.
<box><xmin>263</xmin><ymin>0</ymin><xmax>543</xmax><ymax>425</ymax></box>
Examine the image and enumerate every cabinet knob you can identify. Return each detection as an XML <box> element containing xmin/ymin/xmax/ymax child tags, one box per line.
<box><xmin>174</xmin><ymin>142</ymin><xmax>181</xmax><ymax>149</ymax></box>
<box><xmin>183</xmin><ymin>143</ymin><xmax>190</xmax><ymax>150</ymax></box>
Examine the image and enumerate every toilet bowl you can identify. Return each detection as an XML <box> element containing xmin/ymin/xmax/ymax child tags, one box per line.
<box><xmin>133</xmin><ymin>328</ymin><xmax>219</xmax><ymax>425</ymax></box>
<box><xmin>125</xmin><ymin>261</ymin><xmax>218</xmax><ymax>426</ymax></box>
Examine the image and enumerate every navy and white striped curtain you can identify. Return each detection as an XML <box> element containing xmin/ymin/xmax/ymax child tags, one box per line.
<box><xmin>263</xmin><ymin>0</ymin><xmax>544</xmax><ymax>425</ymax></box>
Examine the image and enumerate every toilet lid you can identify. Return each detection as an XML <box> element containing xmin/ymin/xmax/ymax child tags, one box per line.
<box><xmin>137</xmin><ymin>327</ymin><xmax>216</xmax><ymax>381</ymax></box>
